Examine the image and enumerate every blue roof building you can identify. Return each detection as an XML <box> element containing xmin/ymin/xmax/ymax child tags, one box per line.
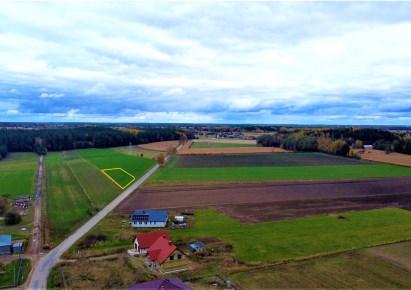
<box><xmin>0</xmin><ymin>235</ymin><xmax>12</xmax><ymax>255</ymax></box>
<box><xmin>131</xmin><ymin>210</ymin><xmax>168</xmax><ymax>228</ymax></box>
<box><xmin>13</xmin><ymin>242</ymin><xmax>24</xmax><ymax>254</ymax></box>
<box><xmin>189</xmin><ymin>241</ymin><xmax>206</xmax><ymax>253</ymax></box>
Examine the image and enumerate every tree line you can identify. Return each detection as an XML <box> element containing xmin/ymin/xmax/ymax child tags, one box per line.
<box><xmin>257</xmin><ymin>128</ymin><xmax>410</xmax><ymax>157</ymax></box>
<box><xmin>0</xmin><ymin>127</ymin><xmax>181</xmax><ymax>158</ymax></box>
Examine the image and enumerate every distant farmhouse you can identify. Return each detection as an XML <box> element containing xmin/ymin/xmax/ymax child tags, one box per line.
<box><xmin>130</xmin><ymin>210</ymin><xmax>168</xmax><ymax>228</ymax></box>
<box><xmin>129</xmin><ymin>277</ymin><xmax>191</xmax><ymax>290</ymax></box>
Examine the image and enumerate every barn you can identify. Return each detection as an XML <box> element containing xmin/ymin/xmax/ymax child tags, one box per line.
<box><xmin>0</xmin><ymin>235</ymin><xmax>12</xmax><ymax>255</ymax></box>
<box><xmin>130</xmin><ymin>210</ymin><xmax>168</xmax><ymax>228</ymax></box>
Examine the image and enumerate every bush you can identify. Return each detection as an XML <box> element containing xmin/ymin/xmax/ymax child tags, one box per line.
<box><xmin>4</xmin><ymin>211</ymin><xmax>22</xmax><ymax>225</ymax></box>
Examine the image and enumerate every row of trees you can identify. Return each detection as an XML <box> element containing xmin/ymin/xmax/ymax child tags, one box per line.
<box><xmin>0</xmin><ymin>127</ymin><xmax>181</xmax><ymax>157</ymax></box>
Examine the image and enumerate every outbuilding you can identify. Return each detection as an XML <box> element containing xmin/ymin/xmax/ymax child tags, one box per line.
<box><xmin>130</xmin><ymin>210</ymin><xmax>168</xmax><ymax>228</ymax></box>
<box><xmin>189</xmin><ymin>241</ymin><xmax>206</xmax><ymax>254</ymax></box>
<box><xmin>0</xmin><ymin>235</ymin><xmax>12</xmax><ymax>255</ymax></box>
<box><xmin>13</xmin><ymin>242</ymin><xmax>24</xmax><ymax>254</ymax></box>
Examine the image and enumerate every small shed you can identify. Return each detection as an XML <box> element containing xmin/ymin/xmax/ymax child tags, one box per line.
<box><xmin>0</xmin><ymin>235</ymin><xmax>12</xmax><ymax>254</ymax></box>
<box><xmin>12</xmin><ymin>242</ymin><xmax>24</xmax><ymax>254</ymax></box>
<box><xmin>175</xmin><ymin>216</ymin><xmax>184</xmax><ymax>223</ymax></box>
<box><xmin>189</xmin><ymin>241</ymin><xmax>206</xmax><ymax>253</ymax></box>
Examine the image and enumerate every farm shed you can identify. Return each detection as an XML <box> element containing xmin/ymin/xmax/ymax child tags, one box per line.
<box><xmin>129</xmin><ymin>277</ymin><xmax>191</xmax><ymax>290</ymax></box>
<box><xmin>0</xmin><ymin>235</ymin><xmax>12</xmax><ymax>254</ymax></box>
<box><xmin>133</xmin><ymin>230</ymin><xmax>170</xmax><ymax>255</ymax></box>
<box><xmin>145</xmin><ymin>236</ymin><xmax>190</xmax><ymax>273</ymax></box>
<box><xmin>175</xmin><ymin>216</ymin><xmax>185</xmax><ymax>223</ymax></box>
<box><xmin>189</xmin><ymin>241</ymin><xmax>206</xmax><ymax>253</ymax></box>
<box><xmin>131</xmin><ymin>210</ymin><xmax>168</xmax><ymax>228</ymax></box>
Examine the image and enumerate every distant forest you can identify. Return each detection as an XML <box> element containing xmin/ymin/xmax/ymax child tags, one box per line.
<box><xmin>257</xmin><ymin>128</ymin><xmax>411</xmax><ymax>156</ymax></box>
<box><xmin>0</xmin><ymin>127</ymin><xmax>181</xmax><ymax>159</ymax></box>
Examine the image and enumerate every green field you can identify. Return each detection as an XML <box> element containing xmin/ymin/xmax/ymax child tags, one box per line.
<box><xmin>149</xmin><ymin>164</ymin><xmax>411</xmax><ymax>185</ymax></box>
<box><xmin>113</xmin><ymin>146</ymin><xmax>162</xmax><ymax>159</ymax></box>
<box><xmin>78</xmin><ymin>148</ymin><xmax>155</xmax><ymax>188</ymax></box>
<box><xmin>63</xmin><ymin>151</ymin><xmax>120</xmax><ymax>207</ymax></box>
<box><xmin>0</xmin><ymin>153</ymin><xmax>38</xmax><ymax>197</ymax></box>
<box><xmin>170</xmin><ymin>208</ymin><xmax>411</xmax><ymax>263</ymax></box>
<box><xmin>190</xmin><ymin>142</ymin><xmax>256</xmax><ymax>148</ymax></box>
<box><xmin>102</xmin><ymin>168</ymin><xmax>134</xmax><ymax>188</ymax></box>
<box><xmin>0</xmin><ymin>259</ymin><xmax>31</xmax><ymax>288</ymax></box>
<box><xmin>45</xmin><ymin>152</ymin><xmax>93</xmax><ymax>242</ymax></box>
<box><xmin>229</xmin><ymin>251</ymin><xmax>411</xmax><ymax>289</ymax></box>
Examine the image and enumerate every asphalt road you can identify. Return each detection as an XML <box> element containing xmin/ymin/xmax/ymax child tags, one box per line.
<box><xmin>27</xmin><ymin>163</ymin><xmax>160</xmax><ymax>290</ymax></box>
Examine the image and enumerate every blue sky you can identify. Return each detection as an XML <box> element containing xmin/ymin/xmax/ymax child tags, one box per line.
<box><xmin>1</xmin><ymin>1</ymin><xmax>411</xmax><ymax>124</ymax></box>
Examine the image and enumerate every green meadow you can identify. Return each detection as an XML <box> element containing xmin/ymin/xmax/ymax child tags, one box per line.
<box><xmin>149</xmin><ymin>164</ymin><xmax>411</xmax><ymax>185</ymax></box>
<box><xmin>171</xmin><ymin>208</ymin><xmax>411</xmax><ymax>263</ymax></box>
<box><xmin>0</xmin><ymin>153</ymin><xmax>38</xmax><ymax>197</ymax></box>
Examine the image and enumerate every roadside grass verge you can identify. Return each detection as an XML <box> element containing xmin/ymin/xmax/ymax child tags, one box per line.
<box><xmin>148</xmin><ymin>164</ymin><xmax>411</xmax><ymax>185</ymax></box>
<box><xmin>0</xmin><ymin>153</ymin><xmax>38</xmax><ymax>197</ymax></box>
<box><xmin>45</xmin><ymin>152</ymin><xmax>93</xmax><ymax>244</ymax></box>
<box><xmin>78</xmin><ymin>148</ymin><xmax>155</xmax><ymax>189</ymax></box>
<box><xmin>190</xmin><ymin>142</ymin><xmax>256</xmax><ymax>148</ymax></box>
<box><xmin>170</xmin><ymin>208</ymin><xmax>411</xmax><ymax>263</ymax></box>
<box><xmin>63</xmin><ymin>150</ymin><xmax>120</xmax><ymax>208</ymax></box>
<box><xmin>229</xmin><ymin>251</ymin><xmax>411</xmax><ymax>289</ymax></box>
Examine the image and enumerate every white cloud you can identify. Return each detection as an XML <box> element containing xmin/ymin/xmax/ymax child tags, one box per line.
<box><xmin>162</xmin><ymin>88</ymin><xmax>186</xmax><ymax>96</ymax></box>
<box><xmin>39</xmin><ymin>93</ymin><xmax>64</xmax><ymax>98</ymax></box>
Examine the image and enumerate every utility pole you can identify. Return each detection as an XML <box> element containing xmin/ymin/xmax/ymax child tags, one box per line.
<box><xmin>128</xmin><ymin>142</ymin><xmax>132</xmax><ymax>155</ymax></box>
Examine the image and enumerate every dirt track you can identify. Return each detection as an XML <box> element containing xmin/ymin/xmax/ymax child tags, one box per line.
<box><xmin>115</xmin><ymin>177</ymin><xmax>411</xmax><ymax>222</ymax></box>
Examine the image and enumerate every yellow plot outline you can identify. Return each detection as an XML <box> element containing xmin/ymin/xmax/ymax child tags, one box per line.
<box><xmin>101</xmin><ymin>168</ymin><xmax>136</xmax><ymax>189</ymax></box>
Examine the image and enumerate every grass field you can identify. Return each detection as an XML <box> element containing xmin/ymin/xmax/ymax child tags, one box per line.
<box><xmin>45</xmin><ymin>152</ymin><xmax>93</xmax><ymax>243</ymax></box>
<box><xmin>170</xmin><ymin>208</ymin><xmax>411</xmax><ymax>263</ymax></box>
<box><xmin>78</xmin><ymin>148</ymin><xmax>155</xmax><ymax>188</ymax></box>
<box><xmin>190</xmin><ymin>142</ymin><xmax>256</xmax><ymax>149</ymax></box>
<box><xmin>63</xmin><ymin>150</ymin><xmax>120</xmax><ymax>207</ymax></box>
<box><xmin>0</xmin><ymin>259</ymin><xmax>31</xmax><ymax>288</ymax></box>
<box><xmin>366</xmin><ymin>240</ymin><xmax>411</xmax><ymax>269</ymax></box>
<box><xmin>113</xmin><ymin>146</ymin><xmax>162</xmax><ymax>159</ymax></box>
<box><xmin>149</xmin><ymin>164</ymin><xmax>411</xmax><ymax>185</ymax></box>
<box><xmin>229</xmin><ymin>251</ymin><xmax>411</xmax><ymax>289</ymax></box>
<box><xmin>0</xmin><ymin>153</ymin><xmax>38</xmax><ymax>197</ymax></box>
<box><xmin>168</xmin><ymin>152</ymin><xmax>375</xmax><ymax>168</ymax></box>
<box><xmin>101</xmin><ymin>168</ymin><xmax>135</xmax><ymax>189</ymax></box>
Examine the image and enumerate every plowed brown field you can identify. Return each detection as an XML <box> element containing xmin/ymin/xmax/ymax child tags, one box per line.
<box><xmin>138</xmin><ymin>141</ymin><xmax>179</xmax><ymax>151</ymax></box>
<box><xmin>355</xmin><ymin>149</ymin><xmax>411</xmax><ymax>167</ymax></box>
<box><xmin>115</xmin><ymin>177</ymin><xmax>411</xmax><ymax>222</ymax></box>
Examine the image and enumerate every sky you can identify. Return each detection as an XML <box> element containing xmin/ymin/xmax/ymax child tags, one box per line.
<box><xmin>1</xmin><ymin>1</ymin><xmax>411</xmax><ymax>125</ymax></box>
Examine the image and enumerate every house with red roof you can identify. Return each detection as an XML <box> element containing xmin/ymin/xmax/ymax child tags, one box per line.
<box><xmin>130</xmin><ymin>230</ymin><xmax>190</xmax><ymax>273</ymax></box>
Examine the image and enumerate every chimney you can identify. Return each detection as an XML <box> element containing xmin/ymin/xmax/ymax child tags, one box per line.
<box><xmin>169</xmin><ymin>240</ymin><xmax>172</xmax><ymax>245</ymax></box>
<box><xmin>163</xmin><ymin>235</ymin><xmax>166</xmax><ymax>239</ymax></box>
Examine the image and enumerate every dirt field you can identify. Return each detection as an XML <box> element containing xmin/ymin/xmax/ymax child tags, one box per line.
<box><xmin>138</xmin><ymin>140</ymin><xmax>180</xmax><ymax>151</ymax></box>
<box><xmin>193</xmin><ymin>139</ymin><xmax>257</xmax><ymax>145</ymax></box>
<box><xmin>355</xmin><ymin>149</ymin><xmax>411</xmax><ymax>167</ymax></box>
<box><xmin>178</xmin><ymin>140</ymin><xmax>287</xmax><ymax>155</ymax></box>
<box><xmin>115</xmin><ymin>177</ymin><xmax>411</xmax><ymax>222</ymax></box>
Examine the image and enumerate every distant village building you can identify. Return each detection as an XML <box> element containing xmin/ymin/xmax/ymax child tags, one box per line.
<box><xmin>129</xmin><ymin>277</ymin><xmax>191</xmax><ymax>290</ymax></box>
<box><xmin>133</xmin><ymin>230</ymin><xmax>170</xmax><ymax>255</ymax></box>
<box><xmin>130</xmin><ymin>210</ymin><xmax>168</xmax><ymax>228</ymax></box>
<box><xmin>364</xmin><ymin>145</ymin><xmax>373</xmax><ymax>149</ymax></box>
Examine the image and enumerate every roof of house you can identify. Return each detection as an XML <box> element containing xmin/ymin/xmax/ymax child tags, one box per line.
<box><xmin>0</xmin><ymin>235</ymin><xmax>12</xmax><ymax>247</ymax></box>
<box><xmin>148</xmin><ymin>235</ymin><xmax>177</xmax><ymax>265</ymax></box>
<box><xmin>131</xmin><ymin>210</ymin><xmax>168</xmax><ymax>222</ymax></box>
<box><xmin>189</xmin><ymin>241</ymin><xmax>206</xmax><ymax>249</ymax></box>
<box><xmin>135</xmin><ymin>230</ymin><xmax>170</xmax><ymax>249</ymax></box>
<box><xmin>129</xmin><ymin>277</ymin><xmax>191</xmax><ymax>290</ymax></box>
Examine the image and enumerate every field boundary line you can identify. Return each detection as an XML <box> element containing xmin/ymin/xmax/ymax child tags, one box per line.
<box><xmin>62</xmin><ymin>152</ymin><xmax>97</xmax><ymax>208</ymax></box>
<box><xmin>101</xmin><ymin>168</ymin><xmax>136</xmax><ymax>189</ymax></box>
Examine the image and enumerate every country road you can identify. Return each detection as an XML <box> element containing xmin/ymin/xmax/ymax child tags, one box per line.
<box><xmin>27</xmin><ymin>163</ymin><xmax>160</xmax><ymax>290</ymax></box>
<box><xmin>31</xmin><ymin>155</ymin><xmax>43</xmax><ymax>256</ymax></box>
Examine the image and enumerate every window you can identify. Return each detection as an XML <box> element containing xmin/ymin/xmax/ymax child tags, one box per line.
<box><xmin>177</xmin><ymin>254</ymin><xmax>182</xmax><ymax>260</ymax></box>
<box><xmin>169</xmin><ymin>255</ymin><xmax>174</xmax><ymax>261</ymax></box>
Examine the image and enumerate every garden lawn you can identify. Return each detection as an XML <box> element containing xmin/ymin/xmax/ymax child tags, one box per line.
<box><xmin>171</xmin><ymin>208</ymin><xmax>411</xmax><ymax>263</ymax></box>
<box><xmin>149</xmin><ymin>164</ymin><xmax>411</xmax><ymax>184</ymax></box>
<box><xmin>190</xmin><ymin>142</ymin><xmax>256</xmax><ymax>148</ymax></box>
<box><xmin>0</xmin><ymin>153</ymin><xmax>38</xmax><ymax>197</ymax></box>
<box><xmin>78</xmin><ymin>148</ymin><xmax>155</xmax><ymax>188</ymax></box>
<box><xmin>63</xmin><ymin>150</ymin><xmax>121</xmax><ymax>208</ymax></box>
<box><xmin>45</xmin><ymin>152</ymin><xmax>92</xmax><ymax>243</ymax></box>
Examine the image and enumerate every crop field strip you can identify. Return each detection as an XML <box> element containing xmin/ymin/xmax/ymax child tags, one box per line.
<box><xmin>112</xmin><ymin>145</ymin><xmax>163</xmax><ymax>159</ymax></box>
<box><xmin>101</xmin><ymin>168</ymin><xmax>135</xmax><ymax>189</ymax></box>
<box><xmin>78</xmin><ymin>148</ymin><xmax>155</xmax><ymax>188</ymax></box>
<box><xmin>62</xmin><ymin>150</ymin><xmax>120</xmax><ymax>207</ymax></box>
<box><xmin>229</xmin><ymin>251</ymin><xmax>411</xmax><ymax>288</ymax></box>
<box><xmin>168</xmin><ymin>152</ymin><xmax>376</xmax><ymax>168</ymax></box>
<box><xmin>149</xmin><ymin>164</ymin><xmax>411</xmax><ymax>185</ymax></box>
<box><xmin>0</xmin><ymin>152</ymin><xmax>38</xmax><ymax>197</ymax></box>
<box><xmin>170</xmin><ymin>208</ymin><xmax>411</xmax><ymax>263</ymax></box>
<box><xmin>190</xmin><ymin>142</ymin><xmax>256</xmax><ymax>148</ymax></box>
<box><xmin>45</xmin><ymin>152</ymin><xmax>93</xmax><ymax>242</ymax></box>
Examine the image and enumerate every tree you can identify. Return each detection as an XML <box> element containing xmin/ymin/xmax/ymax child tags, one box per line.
<box><xmin>5</xmin><ymin>210</ymin><xmax>22</xmax><ymax>225</ymax></box>
<box><xmin>354</xmin><ymin>140</ymin><xmax>363</xmax><ymax>149</ymax></box>
<box><xmin>166</xmin><ymin>146</ymin><xmax>176</xmax><ymax>156</ymax></box>
<box><xmin>156</xmin><ymin>153</ymin><xmax>166</xmax><ymax>167</ymax></box>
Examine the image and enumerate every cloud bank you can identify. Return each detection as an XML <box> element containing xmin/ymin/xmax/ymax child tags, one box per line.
<box><xmin>0</xmin><ymin>2</ymin><xmax>411</xmax><ymax>124</ymax></box>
